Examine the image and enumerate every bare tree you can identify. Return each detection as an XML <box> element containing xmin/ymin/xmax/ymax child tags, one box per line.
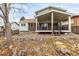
<box><xmin>0</xmin><ymin>4</ymin><xmax>12</xmax><ymax>43</ymax></box>
<box><xmin>0</xmin><ymin>3</ymin><xmax>27</xmax><ymax>44</ymax></box>
<box><xmin>0</xmin><ymin>3</ymin><xmax>30</xmax><ymax>56</ymax></box>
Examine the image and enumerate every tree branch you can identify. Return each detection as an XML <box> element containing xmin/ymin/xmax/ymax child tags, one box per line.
<box><xmin>10</xmin><ymin>6</ymin><xmax>27</xmax><ymax>13</ymax></box>
<box><xmin>7</xmin><ymin>3</ymin><xmax>12</xmax><ymax>14</ymax></box>
<box><xmin>0</xmin><ymin>6</ymin><xmax>6</xmax><ymax>17</ymax></box>
<box><xmin>0</xmin><ymin>14</ymin><xmax>4</xmax><ymax>19</ymax></box>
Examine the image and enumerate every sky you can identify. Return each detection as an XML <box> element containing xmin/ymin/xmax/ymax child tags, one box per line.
<box><xmin>7</xmin><ymin>3</ymin><xmax>79</xmax><ymax>22</ymax></box>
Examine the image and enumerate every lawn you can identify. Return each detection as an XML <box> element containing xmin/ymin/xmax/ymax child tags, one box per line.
<box><xmin>0</xmin><ymin>36</ymin><xmax>79</xmax><ymax>56</ymax></box>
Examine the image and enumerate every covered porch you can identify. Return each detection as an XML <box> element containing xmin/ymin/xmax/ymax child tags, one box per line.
<box><xmin>36</xmin><ymin>11</ymin><xmax>71</xmax><ymax>34</ymax></box>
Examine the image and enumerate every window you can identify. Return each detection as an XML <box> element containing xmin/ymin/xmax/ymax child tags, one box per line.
<box><xmin>40</xmin><ymin>23</ymin><xmax>48</xmax><ymax>30</ymax></box>
<box><xmin>62</xmin><ymin>25</ymin><xmax>68</xmax><ymax>30</ymax></box>
<box><xmin>21</xmin><ymin>23</ymin><xmax>26</xmax><ymax>26</ymax></box>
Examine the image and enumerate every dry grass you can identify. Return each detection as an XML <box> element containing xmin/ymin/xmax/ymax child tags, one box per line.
<box><xmin>0</xmin><ymin>36</ymin><xmax>79</xmax><ymax>56</ymax></box>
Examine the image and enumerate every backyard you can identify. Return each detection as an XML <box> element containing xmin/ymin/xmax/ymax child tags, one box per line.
<box><xmin>0</xmin><ymin>32</ymin><xmax>79</xmax><ymax>56</ymax></box>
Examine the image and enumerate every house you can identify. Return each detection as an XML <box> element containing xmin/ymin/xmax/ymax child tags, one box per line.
<box><xmin>0</xmin><ymin>19</ymin><xmax>4</xmax><ymax>36</ymax></box>
<box><xmin>0</xmin><ymin>21</ymin><xmax>19</xmax><ymax>35</ymax></box>
<box><xmin>35</xmin><ymin>6</ymin><xmax>72</xmax><ymax>34</ymax></box>
<box><xmin>19</xmin><ymin>17</ymin><xmax>36</xmax><ymax>32</ymax></box>
<box><xmin>0</xmin><ymin>19</ymin><xmax>4</xmax><ymax>31</ymax></box>
<box><xmin>0</xmin><ymin>26</ymin><xmax>4</xmax><ymax>36</ymax></box>
<box><xmin>0</xmin><ymin>26</ymin><xmax>3</xmax><ymax>31</ymax></box>
<box><xmin>71</xmin><ymin>15</ymin><xmax>79</xmax><ymax>34</ymax></box>
<box><xmin>11</xmin><ymin>22</ymin><xmax>19</xmax><ymax>34</ymax></box>
<box><xmin>11</xmin><ymin>22</ymin><xmax>19</xmax><ymax>31</ymax></box>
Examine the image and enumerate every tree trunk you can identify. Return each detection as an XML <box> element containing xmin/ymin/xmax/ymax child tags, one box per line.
<box><xmin>5</xmin><ymin>22</ymin><xmax>12</xmax><ymax>41</ymax></box>
<box><xmin>3</xmin><ymin>3</ymin><xmax>12</xmax><ymax>44</ymax></box>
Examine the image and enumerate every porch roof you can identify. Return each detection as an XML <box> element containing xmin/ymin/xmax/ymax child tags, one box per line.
<box><xmin>20</xmin><ymin>19</ymin><xmax>36</xmax><ymax>23</ymax></box>
<box><xmin>37</xmin><ymin>12</ymin><xmax>69</xmax><ymax>23</ymax></box>
<box><xmin>36</xmin><ymin>6</ymin><xmax>67</xmax><ymax>14</ymax></box>
<box><xmin>36</xmin><ymin>6</ymin><xmax>71</xmax><ymax>16</ymax></box>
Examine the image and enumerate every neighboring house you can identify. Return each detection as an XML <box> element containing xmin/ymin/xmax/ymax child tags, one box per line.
<box><xmin>0</xmin><ymin>26</ymin><xmax>3</xmax><ymax>32</ymax></box>
<box><xmin>71</xmin><ymin>15</ymin><xmax>79</xmax><ymax>34</ymax></box>
<box><xmin>11</xmin><ymin>22</ymin><xmax>19</xmax><ymax>31</ymax></box>
<box><xmin>0</xmin><ymin>21</ymin><xmax>19</xmax><ymax>35</ymax></box>
<box><xmin>0</xmin><ymin>26</ymin><xmax>4</xmax><ymax>36</ymax></box>
<box><xmin>35</xmin><ymin>6</ymin><xmax>72</xmax><ymax>34</ymax></box>
<box><xmin>19</xmin><ymin>17</ymin><xmax>36</xmax><ymax>31</ymax></box>
<box><xmin>0</xmin><ymin>20</ymin><xmax>4</xmax><ymax>31</ymax></box>
<box><xmin>0</xmin><ymin>20</ymin><xmax>4</xmax><ymax>36</ymax></box>
<box><xmin>11</xmin><ymin>22</ymin><xmax>19</xmax><ymax>34</ymax></box>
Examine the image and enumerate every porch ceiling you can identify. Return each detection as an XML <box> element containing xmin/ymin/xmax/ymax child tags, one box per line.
<box><xmin>37</xmin><ymin>13</ymin><xmax>51</xmax><ymax>23</ymax></box>
<box><xmin>37</xmin><ymin>12</ymin><xmax>69</xmax><ymax>23</ymax></box>
<box><xmin>53</xmin><ymin>12</ymin><xmax>69</xmax><ymax>22</ymax></box>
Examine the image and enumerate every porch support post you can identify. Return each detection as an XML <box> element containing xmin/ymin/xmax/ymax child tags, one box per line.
<box><xmin>68</xmin><ymin>16</ymin><xmax>71</xmax><ymax>32</ymax></box>
<box><xmin>51</xmin><ymin>12</ymin><xmax>54</xmax><ymax>34</ymax></box>
<box><xmin>36</xmin><ymin>16</ymin><xmax>37</xmax><ymax>32</ymax></box>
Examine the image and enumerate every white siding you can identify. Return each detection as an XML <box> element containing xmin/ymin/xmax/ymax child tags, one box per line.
<box><xmin>19</xmin><ymin>23</ymin><xmax>28</xmax><ymax>31</ymax></box>
<box><xmin>11</xmin><ymin>23</ymin><xmax>19</xmax><ymax>30</ymax></box>
<box><xmin>0</xmin><ymin>27</ymin><xmax>3</xmax><ymax>31</ymax></box>
<box><xmin>0</xmin><ymin>19</ymin><xmax>3</xmax><ymax>31</ymax></box>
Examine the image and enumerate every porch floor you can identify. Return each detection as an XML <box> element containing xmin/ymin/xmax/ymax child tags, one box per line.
<box><xmin>36</xmin><ymin>30</ymin><xmax>71</xmax><ymax>32</ymax></box>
